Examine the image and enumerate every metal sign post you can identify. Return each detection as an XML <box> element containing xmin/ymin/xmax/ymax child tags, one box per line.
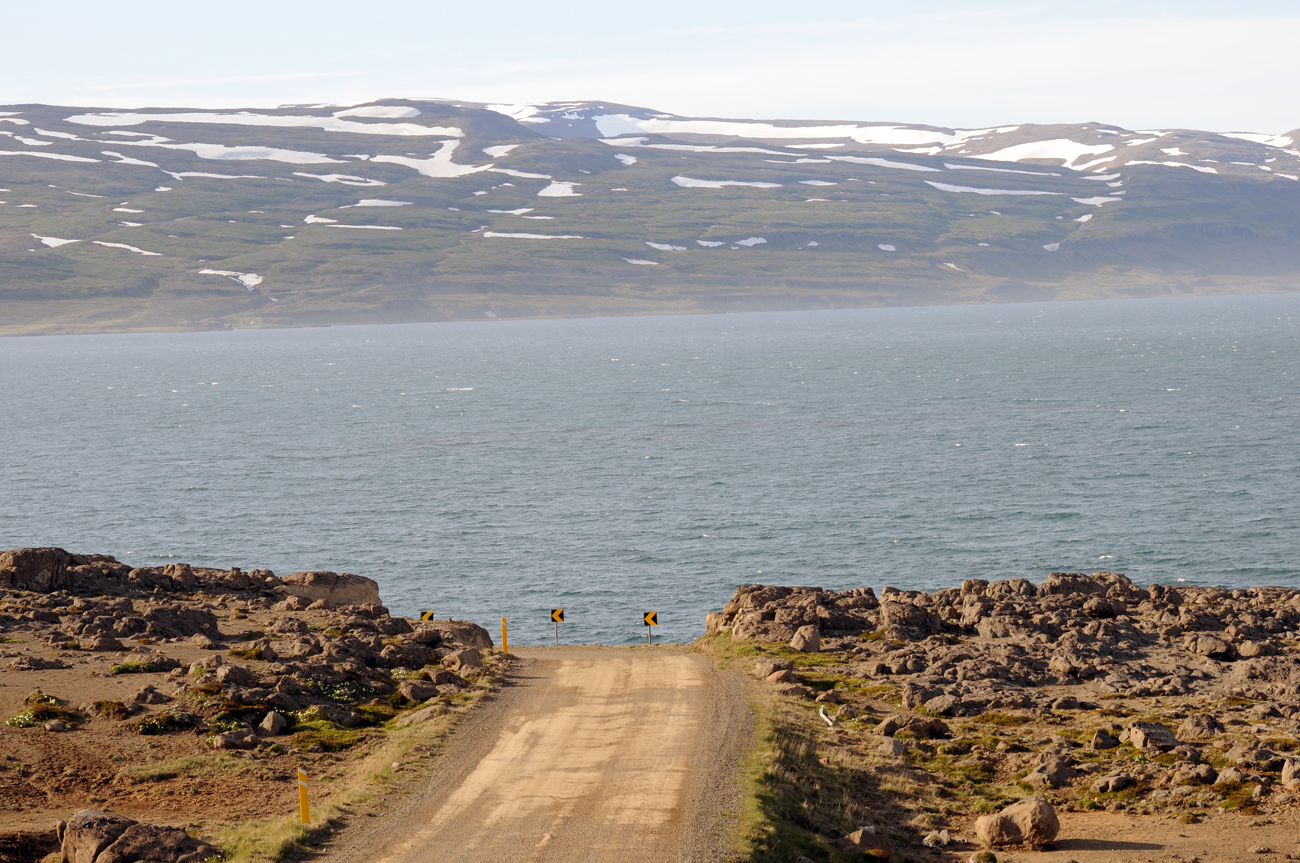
<box><xmin>551</xmin><ymin>609</ymin><xmax>564</xmax><ymax>646</ymax></box>
<box><xmin>643</xmin><ymin>611</ymin><xmax>658</xmax><ymax>645</ymax></box>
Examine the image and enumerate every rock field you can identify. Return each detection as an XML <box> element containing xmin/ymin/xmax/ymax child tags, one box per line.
<box><xmin>0</xmin><ymin>547</ymin><xmax>500</xmax><ymax>863</ymax></box>
<box><xmin>708</xmin><ymin>571</ymin><xmax>1300</xmax><ymax>860</ymax></box>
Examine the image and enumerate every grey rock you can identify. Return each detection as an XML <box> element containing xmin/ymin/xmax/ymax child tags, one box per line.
<box><xmin>1177</xmin><ymin>714</ymin><xmax>1223</xmax><ymax>740</ymax></box>
<box><xmin>398</xmin><ymin>679</ymin><xmax>439</xmax><ymax>702</ymax></box>
<box><xmin>1129</xmin><ymin>721</ymin><xmax>1179</xmax><ymax>752</ymax></box>
<box><xmin>789</xmin><ymin>625</ymin><xmax>821</xmax><ymax>652</ymax></box>
<box><xmin>442</xmin><ymin>647</ymin><xmax>483</xmax><ymax>674</ymax></box>
<box><xmin>215</xmin><ymin>664</ymin><xmax>257</xmax><ymax>687</ymax></box>
<box><xmin>257</xmin><ymin>711</ymin><xmax>287</xmax><ymax>737</ymax></box>
<box><xmin>1173</xmin><ymin>762</ymin><xmax>1218</xmax><ymax>785</ymax></box>
<box><xmin>59</xmin><ymin>809</ymin><xmax>137</xmax><ymax>863</ymax></box>
<box><xmin>877</xmin><ymin>738</ymin><xmax>907</xmax><ymax>757</ymax></box>
<box><xmin>1092</xmin><ymin>772</ymin><xmax>1132</xmax><ymax>793</ymax></box>
<box><xmin>1091</xmin><ymin>728</ymin><xmax>1120</xmax><ymax>750</ymax></box>
<box><xmin>211</xmin><ymin>729</ymin><xmax>257</xmax><ymax>750</ymax></box>
<box><xmin>1282</xmin><ymin>757</ymin><xmax>1300</xmax><ymax>790</ymax></box>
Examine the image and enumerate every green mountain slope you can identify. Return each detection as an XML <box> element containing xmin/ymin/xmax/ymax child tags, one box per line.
<box><xmin>1</xmin><ymin>100</ymin><xmax>1298</xmax><ymax>333</ymax></box>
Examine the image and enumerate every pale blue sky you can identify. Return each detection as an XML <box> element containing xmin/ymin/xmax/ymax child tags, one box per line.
<box><xmin>4</xmin><ymin>1</ymin><xmax>1297</xmax><ymax>132</ymax></box>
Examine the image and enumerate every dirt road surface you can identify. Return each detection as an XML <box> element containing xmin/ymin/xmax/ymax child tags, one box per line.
<box><xmin>324</xmin><ymin>646</ymin><xmax>752</xmax><ymax>863</ymax></box>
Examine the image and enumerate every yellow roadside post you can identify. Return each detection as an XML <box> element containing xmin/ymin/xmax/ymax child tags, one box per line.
<box><xmin>298</xmin><ymin>768</ymin><xmax>309</xmax><ymax>824</ymax></box>
<box><xmin>643</xmin><ymin>611</ymin><xmax>658</xmax><ymax>645</ymax></box>
<box><xmin>502</xmin><ymin>617</ymin><xmax>508</xmax><ymax>655</ymax></box>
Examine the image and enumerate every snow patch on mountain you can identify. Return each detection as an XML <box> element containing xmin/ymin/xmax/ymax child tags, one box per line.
<box><xmin>926</xmin><ymin>181</ymin><xmax>1063</xmax><ymax>196</ymax></box>
<box><xmin>372</xmin><ymin>141</ymin><xmax>492</xmax><ymax>178</ymax></box>
<box><xmin>672</xmin><ymin>176</ymin><xmax>781</xmax><ymax>189</ymax></box>
<box><xmin>538</xmin><ymin>182</ymin><xmax>581</xmax><ymax>197</ymax></box>
<box><xmin>65</xmin><ymin>112</ymin><xmax>462</xmax><ymax>137</ymax></box>
<box><xmin>977</xmin><ymin>140</ymin><xmax>1115</xmax><ymax>169</ymax></box>
<box><xmin>293</xmin><ymin>172</ymin><xmax>387</xmax><ymax>186</ymax></box>
<box><xmin>334</xmin><ymin>105</ymin><xmax>421</xmax><ymax>119</ymax></box>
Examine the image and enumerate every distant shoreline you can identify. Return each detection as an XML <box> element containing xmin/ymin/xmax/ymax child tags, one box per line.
<box><xmin>3</xmin><ymin>282</ymin><xmax>1297</xmax><ymax>339</ymax></box>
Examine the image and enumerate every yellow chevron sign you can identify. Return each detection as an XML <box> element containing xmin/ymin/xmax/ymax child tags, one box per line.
<box><xmin>551</xmin><ymin>609</ymin><xmax>564</xmax><ymax>623</ymax></box>
<box><xmin>643</xmin><ymin>611</ymin><xmax>658</xmax><ymax>626</ymax></box>
<box><xmin>420</xmin><ymin>611</ymin><xmax>435</xmax><ymax>621</ymax></box>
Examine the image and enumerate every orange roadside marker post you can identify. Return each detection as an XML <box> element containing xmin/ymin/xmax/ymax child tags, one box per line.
<box><xmin>643</xmin><ymin>611</ymin><xmax>658</xmax><ymax>645</ymax></box>
<box><xmin>298</xmin><ymin>768</ymin><xmax>309</xmax><ymax>824</ymax></box>
<box><xmin>502</xmin><ymin>617</ymin><xmax>508</xmax><ymax>655</ymax></box>
<box><xmin>551</xmin><ymin>609</ymin><xmax>564</xmax><ymax>645</ymax></box>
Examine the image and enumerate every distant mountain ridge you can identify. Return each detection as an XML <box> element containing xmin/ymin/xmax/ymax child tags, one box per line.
<box><xmin>1</xmin><ymin>99</ymin><xmax>1297</xmax><ymax>334</ymax></box>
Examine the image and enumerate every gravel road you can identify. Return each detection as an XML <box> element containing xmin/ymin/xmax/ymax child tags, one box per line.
<box><xmin>324</xmin><ymin>645</ymin><xmax>752</xmax><ymax>863</ymax></box>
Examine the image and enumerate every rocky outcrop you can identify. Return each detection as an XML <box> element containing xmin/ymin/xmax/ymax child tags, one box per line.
<box><xmin>57</xmin><ymin>810</ymin><xmax>218</xmax><ymax>863</ymax></box>
<box><xmin>280</xmin><ymin>571</ymin><xmax>381</xmax><ymax>608</ymax></box>
<box><xmin>414</xmin><ymin>618</ymin><xmax>494</xmax><ymax>650</ymax></box>
<box><xmin>710</xmin><ymin>572</ymin><xmax>1300</xmax><ymax>704</ymax></box>
<box><xmin>0</xmin><ymin>548</ymin><xmax>281</xmax><ymax>596</ymax></box>
<box><xmin>974</xmin><ymin>797</ymin><xmax>1059</xmax><ymax>847</ymax></box>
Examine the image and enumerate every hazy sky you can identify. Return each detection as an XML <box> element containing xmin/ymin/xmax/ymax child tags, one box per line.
<box><xmin>4</xmin><ymin>1</ymin><xmax>1297</xmax><ymax>132</ymax></box>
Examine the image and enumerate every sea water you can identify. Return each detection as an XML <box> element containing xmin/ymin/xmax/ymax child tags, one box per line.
<box><xmin>1</xmin><ymin>294</ymin><xmax>1297</xmax><ymax>645</ymax></box>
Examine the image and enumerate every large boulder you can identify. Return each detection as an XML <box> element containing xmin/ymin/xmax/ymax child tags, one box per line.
<box><xmin>58</xmin><ymin>809</ymin><xmax>136</xmax><ymax>863</ymax></box>
<box><xmin>1177</xmin><ymin>714</ymin><xmax>1223</xmax><ymax>740</ymax></box>
<box><xmin>975</xmin><ymin>796</ymin><xmax>1059</xmax><ymax>847</ymax></box>
<box><xmin>280</xmin><ymin>571</ymin><xmax>381</xmax><ymax>608</ymax></box>
<box><xmin>211</xmin><ymin>730</ymin><xmax>258</xmax><ymax>750</ymax></box>
<box><xmin>0</xmin><ymin>547</ymin><xmax>74</xmax><ymax>591</ymax></box>
<box><xmin>1128</xmin><ymin>722</ymin><xmax>1179</xmax><ymax>752</ymax></box>
<box><xmin>398</xmin><ymin>680</ymin><xmax>440</xmax><ymax>702</ymax></box>
<box><xmin>417</xmin><ymin>619</ymin><xmax>494</xmax><ymax>650</ymax></box>
<box><xmin>789</xmin><ymin>625</ymin><xmax>821</xmax><ymax>652</ymax></box>
<box><xmin>443</xmin><ymin>648</ymin><xmax>483</xmax><ymax>675</ymax></box>
<box><xmin>90</xmin><ymin>821</ymin><xmax>219</xmax><ymax>863</ymax></box>
<box><xmin>1282</xmin><ymin>758</ymin><xmax>1300</xmax><ymax>790</ymax></box>
<box><xmin>842</xmin><ymin>827</ymin><xmax>895</xmax><ymax>861</ymax></box>
<box><xmin>878</xmin><ymin>600</ymin><xmax>940</xmax><ymax>636</ymax></box>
